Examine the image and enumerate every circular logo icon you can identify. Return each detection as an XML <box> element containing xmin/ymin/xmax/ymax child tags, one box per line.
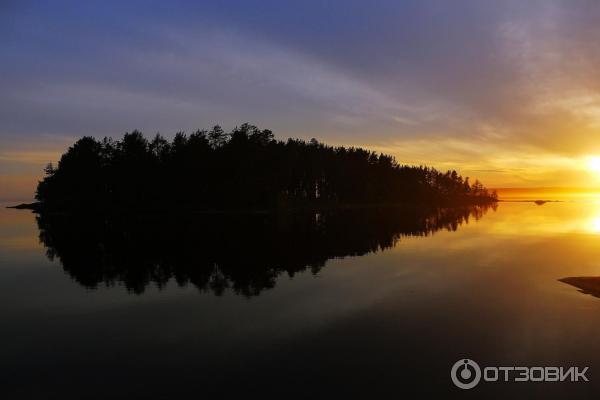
<box><xmin>451</xmin><ymin>359</ymin><xmax>481</xmax><ymax>389</ymax></box>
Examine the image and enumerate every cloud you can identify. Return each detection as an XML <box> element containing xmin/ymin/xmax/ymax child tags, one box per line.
<box><xmin>4</xmin><ymin>0</ymin><xmax>600</xmax><ymax>188</ymax></box>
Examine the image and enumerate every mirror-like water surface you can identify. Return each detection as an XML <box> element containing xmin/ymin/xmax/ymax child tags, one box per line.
<box><xmin>3</xmin><ymin>200</ymin><xmax>600</xmax><ymax>398</ymax></box>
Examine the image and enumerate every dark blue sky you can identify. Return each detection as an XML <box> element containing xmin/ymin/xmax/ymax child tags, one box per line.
<box><xmin>3</xmin><ymin>0</ymin><xmax>600</xmax><ymax>198</ymax></box>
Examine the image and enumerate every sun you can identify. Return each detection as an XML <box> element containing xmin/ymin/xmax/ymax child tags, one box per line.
<box><xmin>589</xmin><ymin>156</ymin><xmax>600</xmax><ymax>173</ymax></box>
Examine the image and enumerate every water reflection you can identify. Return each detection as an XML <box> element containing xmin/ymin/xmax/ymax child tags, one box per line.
<box><xmin>36</xmin><ymin>204</ymin><xmax>495</xmax><ymax>296</ymax></box>
<box><xmin>589</xmin><ymin>215</ymin><xmax>600</xmax><ymax>234</ymax></box>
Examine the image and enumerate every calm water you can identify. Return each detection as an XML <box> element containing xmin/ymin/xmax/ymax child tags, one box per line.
<box><xmin>3</xmin><ymin>201</ymin><xmax>600</xmax><ymax>398</ymax></box>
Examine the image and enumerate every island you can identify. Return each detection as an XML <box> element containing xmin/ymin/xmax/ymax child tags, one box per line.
<box><xmin>17</xmin><ymin>123</ymin><xmax>498</xmax><ymax>212</ymax></box>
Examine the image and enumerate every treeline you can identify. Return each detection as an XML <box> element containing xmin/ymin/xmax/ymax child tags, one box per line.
<box><xmin>35</xmin><ymin>123</ymin><xmax>497</xmax><ymax>211</ymax></box>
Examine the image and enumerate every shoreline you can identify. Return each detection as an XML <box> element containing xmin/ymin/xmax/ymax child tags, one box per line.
<box><xmin>7</xmin><ymin>199</ymin><xmax>497</xmax><ymax>215</ymax></box>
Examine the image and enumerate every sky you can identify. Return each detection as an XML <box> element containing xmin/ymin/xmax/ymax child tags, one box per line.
<box><xmin>4</xmin><ymin>0</ymin><xmax>600</xmax><ymax>200</ymax></box>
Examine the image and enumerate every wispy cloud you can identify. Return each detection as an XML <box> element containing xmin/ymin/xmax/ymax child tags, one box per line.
<box><xmin>4</xmin><ymin>0</ymin><xmax>600</xmax><ymax>188</ymax></box>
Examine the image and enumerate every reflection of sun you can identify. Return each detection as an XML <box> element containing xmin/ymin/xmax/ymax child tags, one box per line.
<box><xmin>590</xmin><ymin>216</ymin><xmax>600</xmax><ymax>234</ymax></box>
<box><xmin>589</xmin><ymin>156</ymin><xmax>600</xmax><ymax>174</ymax></box>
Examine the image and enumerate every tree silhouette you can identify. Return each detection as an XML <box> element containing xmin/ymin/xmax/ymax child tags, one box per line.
<box><xmin>35</xmin><ymin>124</ymin><xmax>498</xmax><ymax>211</ymax></box>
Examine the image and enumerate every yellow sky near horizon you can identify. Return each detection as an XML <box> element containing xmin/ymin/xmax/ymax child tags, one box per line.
<box><xmin>4</xmin><ymin>135</ymin><xmax>600</xmax><ymax>203</ymax></box>
<box><xmin>7</xmin><ymin>1</ymin><xmax>600</xmax><ymax>198</ymax></box>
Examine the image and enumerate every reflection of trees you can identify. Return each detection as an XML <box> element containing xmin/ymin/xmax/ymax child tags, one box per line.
<box><xmin>37</xmin><ymin>204</ymin><xmax>496</xmax><ymax>297</ymax></box>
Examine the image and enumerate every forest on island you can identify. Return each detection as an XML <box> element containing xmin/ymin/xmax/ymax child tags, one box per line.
<box><xmin>35</xmin><ymin>123</ymin><xmax>497</xmax><ymax>211</ymax></box>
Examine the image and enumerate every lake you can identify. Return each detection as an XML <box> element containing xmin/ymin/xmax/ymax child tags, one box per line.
<box><xmin>2</xmin><ymin>199</ymin><xmax>600</xmax><ymax>398</ymax></box>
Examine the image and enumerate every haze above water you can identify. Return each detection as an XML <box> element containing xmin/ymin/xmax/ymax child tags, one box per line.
<box><xmin>3</xmin><ymin>193</ymin><xmax>600</xmax><ymax>398</ymax></box>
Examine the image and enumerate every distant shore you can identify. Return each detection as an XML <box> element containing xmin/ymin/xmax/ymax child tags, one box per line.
<box><xmin>497</xmin><ymin>199</ymin><xmax>562</xmax><ymax>205</ymax></box>
<box><xmin>6</xmin><ymin>202</ymin><xmax>42</xmax><ymax>211</ymax></box>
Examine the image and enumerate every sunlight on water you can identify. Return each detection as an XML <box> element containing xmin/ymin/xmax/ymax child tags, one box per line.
<box><xmin>588</xmin><ymin>214</ymin><xmax>600</xmax><ymax>234</ymax></box>
<box><xmin>496</xmin><ymin>187</ymin><xmax>600</xmax><ymax>202</ymax></box>
<box><xmin>4</xmin><ymin>196</ymin><xmax>600</xmax><ymax>397</ymax></box>
<box><xmin>491</xmin><ymin>190</ymin><xmax>600</xmax><ymax>236</ymax></box>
